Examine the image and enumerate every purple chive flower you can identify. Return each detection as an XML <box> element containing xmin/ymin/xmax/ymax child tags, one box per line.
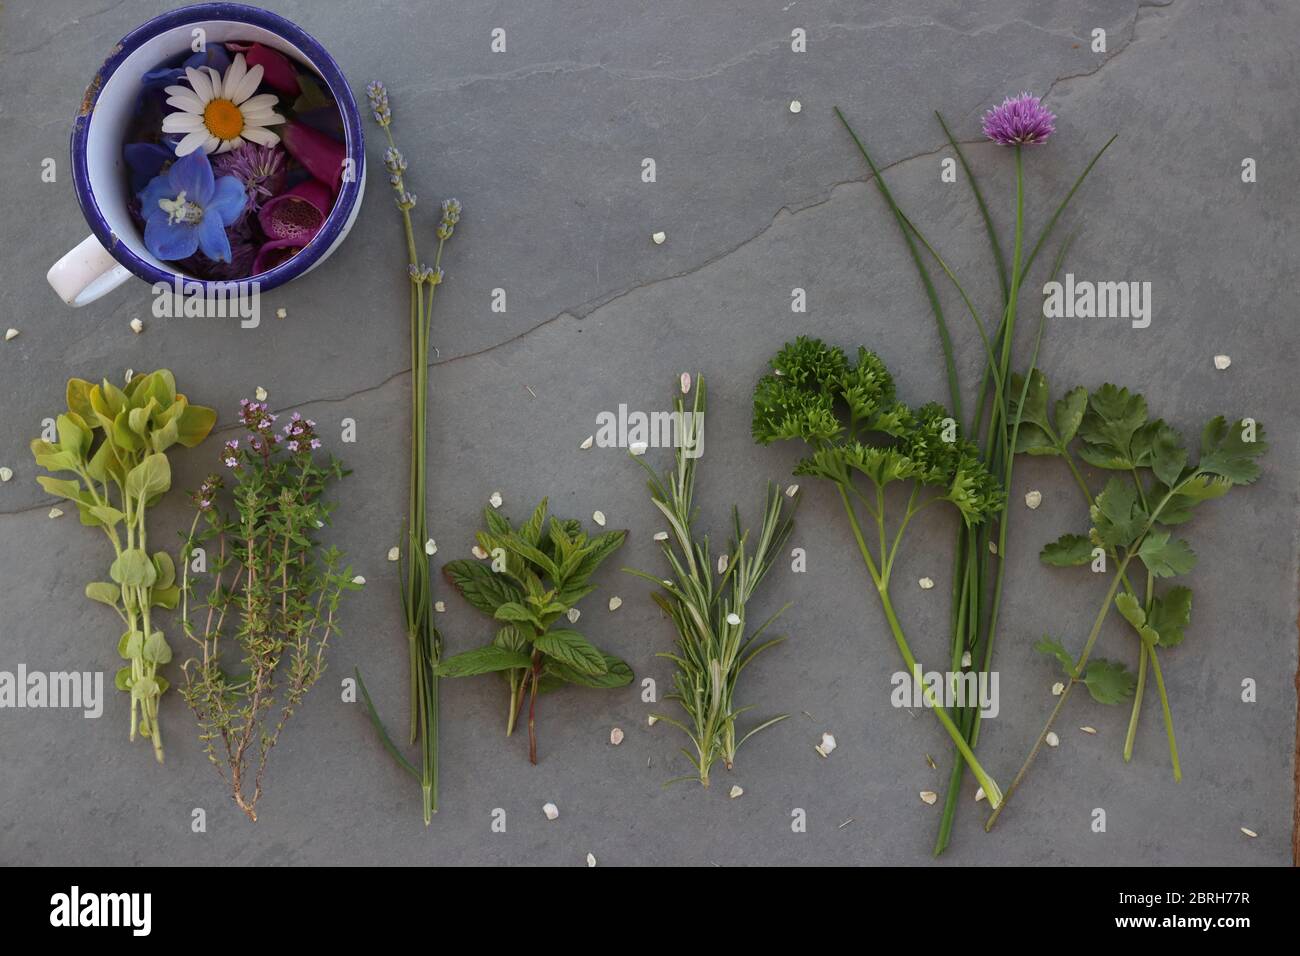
<box><xmin>138</xmin><ymin>151</ymin><xmax>246</xmax><ymax>262</ymax></box>
<box><xmin>982</xmin><ymin>92</ymin><xmax>1056</xmax><ymax>146</ymax></box>
<box><xmin>212</xmin><ymin>143</ymin><xmax>286</xmax><ymax>213</ymax></box>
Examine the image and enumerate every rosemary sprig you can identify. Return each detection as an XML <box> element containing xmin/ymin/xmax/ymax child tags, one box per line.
<box><xmin>625</xmin><ymin>376</ymin><xmax>797</xmax><ymax>786</ymax></box>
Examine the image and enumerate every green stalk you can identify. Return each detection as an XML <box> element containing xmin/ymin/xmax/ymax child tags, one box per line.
<box><xmin>985</xmin><ymin>554</ymin><xmax>1131</xmax><ymax>830</ymax></box>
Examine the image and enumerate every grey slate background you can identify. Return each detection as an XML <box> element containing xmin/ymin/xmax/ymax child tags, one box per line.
<box><xmin>1</xmin><ymin>0</ymin><xmax>1296</xmax><ymax>865</ymax></box>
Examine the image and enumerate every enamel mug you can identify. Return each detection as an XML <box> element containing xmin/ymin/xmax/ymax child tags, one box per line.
<box><xmin>48</xmin><ymin>3</ymin><xmax>365</xmax><ymax>307</ymax></box>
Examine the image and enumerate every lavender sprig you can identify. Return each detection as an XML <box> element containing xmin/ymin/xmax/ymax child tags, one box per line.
<box><xmin>357</xmin><ymin>81</ymin><xmax>462</xmax><ymax>825</ymax></box>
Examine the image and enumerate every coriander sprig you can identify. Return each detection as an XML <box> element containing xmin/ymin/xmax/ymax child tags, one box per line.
<box><xmin>753</xmin><ymin>337</ymin><xmax>1006</xmax><ymax>807</ymax></box>
<box><xmin>986</xmin><ymin>375</ymin><xmax>1266</xmax><ymax>829</ymax></box>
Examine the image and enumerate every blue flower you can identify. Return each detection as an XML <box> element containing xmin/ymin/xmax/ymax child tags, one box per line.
<box><xmin>138</xmin><ymin>150</ymin><xmax>246</xmax><ymax>262</ymax></box>
<box><xmin>141</xmin><ymin>45</ymin><xmax>232</xmax><ymax>91</ymax></box>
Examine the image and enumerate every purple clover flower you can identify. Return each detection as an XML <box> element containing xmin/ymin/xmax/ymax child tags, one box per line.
<box><xmin>981</xmin><ymin>92</ymin><xmax>1056</xmax><ymax>146</ymax></box>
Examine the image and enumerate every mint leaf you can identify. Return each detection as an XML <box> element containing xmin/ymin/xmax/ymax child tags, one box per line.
<box><xmin>1035</xmin><ymin>636</ymin><xmax>1077</xmax><ymax>679</ymax></box>
<box><xmin>1146</xmin><ymin>585</ymin><xmax>1193</xmax><ymax>648</ymax></box>
<box><xmin>436</xmin><ymin>645</ymin><xmax>532</xmax><ymax>679</ymax></box>
<box><xmin>1083</xmin><ymin>659</ymin><xmax>1137</xmax><ymax>704</ymax></box>
<box><xmin>1040</xmin><ymin>533</ymin><xmax>1095</xmax><ymax>567</ymax></box>
<box><xmin>545</xmin><ymin>654</ymin><xmax>634</xmax><ymax>688</ymax></box>
<box><xmin>1137</xmin><ymin>530</ymin><xmax>1196</xmax><ymax>578</ymax></box>
<box><xmin>534</xmin><ymin>628</ymin><xmax>607</xmax><ymax>675</ymax></box>
<box><xmin>443</xmin><ymin>559</ymin><xmax>523</xmax><ymax>615</ymax></box>
<box><xmin>1199</xmin><ymin>416</ymin><xmax>1268</xmax><ymax>485</ymax></box>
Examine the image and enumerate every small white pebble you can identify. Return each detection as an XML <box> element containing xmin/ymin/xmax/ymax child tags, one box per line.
<box><xmin>434</xmin><ymin>601</ymin><xmax>445</xmax><ymax>613</ymax></box>
<box><xmin>651</xmin><ymin>231</ymin><xmax>666</xmax><ymax>245</ymax></box>
<box><xmin>586</xmin><ymin>852</ymin><xmax>597</xmax><ymax>867</ymax></box>
<box><xmin>129</xmin><ymin>317</ymin><xmax>144</xmax><ymax>334</ymax></box>
<box><xmin>1045</xmin><ymin>731</ymin><xmax>1060</xmax><ymax>748</ymax></box>
<box><xmin>592</xmin><ymin>510</ymin><xmax>606</xmax><ymax>527</ymax></box>
<box><xmin>1240</xmin><ymin>826</ymin><xmax>1258</xmax><ymax>838</ymax></box>
<box><xmin>489</xmin><ymin>491</ymin><xmax>503</xmax><ymax>509</ymax></box>
<box><xmin>1214</xmin><ymin>355</ymin><xmax>1232</xmax><ymax>370</ymax></box>
<box><xmin>1052</xmin><ymin>681</ymin><xmax>1065</xmax><ymax>696</ymax></box>
<box><xmin>275</xmin><ymin>307</ymin><xmax>287</xmax><ymax>320</ymax></box>
<box><xmin>789</xmin><ymin>99</ymin><xmax>803</xmax><ymax>113</ymax></box>
<box><xmin>1079</xmin><ymin>726</ymin><xmax>1097</xmax><ymax>735</ymax></box>
<box><xmin>814</xmin><ymin>732</ymin><xmax>836</xmax><ymax>757</ymax></box>
<box><xmin>124</xmin><ymin>369</ymin><xmax>134</xmax><ymax>384</ymax></box>
<box><xmin>629</xmin><ymin>441</ymin><xmax>647</xmax><ymax>456</ymax></box>
<box><xmin>647</xmin><ymin>714</ymin><xmax>658</xmax><ymax>727</ymax></box>
<box><xmin>725</xmin><ymin>612</ymin><xmax>741</xmax><ymax>626</ymax></box>
<box><xmin>0</xmin><ymin>466</ymin><xmax>12</xmax><ymax>482</ymax></box>
<box><xmin>609</xmin><ymin>727</ymin><xmax>624</xmax><ymax>746</ymax></box>
<box><xmin>542</xmin><ymin>802</ymin><xmax>559</xmax><ymax>821</ymax></box>
<box><xmin>919</xmin><ymin>790</ymin><xmax>938</xmax><ymax>805</ymax></box>
<box><xmin>717</xmin><ymin>554</ymin><xmax>728</xmax><ymax>574</ymax></box>
<box><xmin>988</xmin><ymin>541</ymin><xmax>998</xmax><ymax>555</ymax></box>
<box><xmin>784</xmin><ymin>483</ymin><xmax>799</xmax><ymax>498</ymax></box>
<box><xmin>729</xmin><ymin>785</ymin><xmax>744</xmax><ymax>799</ymax></box>
<box><xmin>472</xmin><ymin>545</ymin><xmax>489</xmax><ymax>559</ymax></box>
<box><xmin>3</xmin><ymin>328</ymin><xmax>17</xmax><ymax>341</ymax></box>
<box><xmin>424</xmin><ymin>538</ymin><xmax>437</xmax><ymax>556</ymax></box>
<box><xmin>680</xmin><ymin>372</ymin><xmax>691</xmax><ymax>394</ymax></box>
<box><xmin>351</xmin><ymin>575</ymin><xmax>366</xmax><ymax>585</ymax></box>
<box><xmin>653</xmin><ymin>531</ymin><xmax>669</xmax><ymax>541</ymax></box>
<box><xmin>579</xmin><ymin>435</ymin><xmax>594</xmax><ymax>450</ymax></box>
<box><xmin>975</xmin><ymin>787</ymin><xmax>986</xmax><ymax>803</ymax></box>
<box><xmin>608</xmin><ymin>596</ymin><xmax>622</xmax><ymax>612</ymax></box>
<box><xmin>918</xmin><ymin>577</ymin><xmax>935</xmax><ymax>590</ymax></box>
<box><xmin>387</xmin><ymin>546</ymin><xmax>400</xmax><ymax>562</ymax></box>
<box><xmin>254</xmin><ymin>386</ymin><xmax>267</xmax><ymax>401</ymax></box>
<box><xmin>48</xmin><ymin>507</ymin><xmax>63</xmax><ymax>519</ymax></box>
<box><xmin>961</xmin><ymin>650</ymin><xmax>972</xmax><ymax>669</ymax></box>
<box><xmin>1024</xmin><ymin>489</ymin><xmax>1042</xmax><ymax>510</ymax></box>
<box><xmin>567</xmin><ymin>607</ymin><xmax>581</xmax><ymax>624</ymax></box>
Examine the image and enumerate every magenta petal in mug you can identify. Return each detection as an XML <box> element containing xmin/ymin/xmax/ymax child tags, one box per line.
<box><xmin>48</xmin><ymin>3</ymin><xmax>365</xmax><ymax>311</ymax></box>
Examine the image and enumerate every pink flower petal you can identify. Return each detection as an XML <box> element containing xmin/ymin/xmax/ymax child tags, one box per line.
<box><xmin>243</xmin><ymin>43</ymin><xmax>301</xmax><ymax>97</ymax></box>
<box><xmin>281</xmin><ymin>119</ymin><xmax>345</xmax><ymax>195</ymax></box>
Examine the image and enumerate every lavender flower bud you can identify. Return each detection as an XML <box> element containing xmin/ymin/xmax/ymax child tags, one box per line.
<box><xmin>441</xmin><ymin>198</ymin><xmax>462</xmax><ymax>224</ymax></box>
<box><xmin>396</xmin><ymin>189</ymin><xmax>417</xmax><ymax>210</ymax></box>
<box><xmin>383</xmin><ymin>147</ymin><xmax>407</xmax><ymax>176</ymax></box>
<box><xmin>366</xmin><ymin>81</ymin><xmax>392</xmax><ymax>127</ymax></box>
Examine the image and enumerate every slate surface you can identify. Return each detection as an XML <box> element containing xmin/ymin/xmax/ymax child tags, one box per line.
<box><xmin>0</xmin><ymin>0</ymin><xmax>1295</xmax><ymax>866</ymax></box>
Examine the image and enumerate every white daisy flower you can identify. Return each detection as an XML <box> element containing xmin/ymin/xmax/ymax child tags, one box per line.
<box><xmin>163</xmin><ymin>54</ymin><xmax>285</xmax><ymax>156</ymax></box>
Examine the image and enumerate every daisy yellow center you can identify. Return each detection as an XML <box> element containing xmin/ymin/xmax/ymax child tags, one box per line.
<box><xmin>203</xmin><ymin>98</ymin><xmax>244</xmax><ymax>139</ymax></box>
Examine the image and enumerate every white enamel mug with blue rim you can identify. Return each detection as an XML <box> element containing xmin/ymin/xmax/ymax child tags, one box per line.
<box><xmin>48</xmin><ymin>3</ymin><xmax>365</xmax><ymax>307</ymax></box>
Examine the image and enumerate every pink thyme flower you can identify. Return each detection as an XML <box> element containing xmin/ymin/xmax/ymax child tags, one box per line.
<box><xmin>982</xmin><ymin>92</ymin><xmax>1055</xmax><ymax>146</ymax></box>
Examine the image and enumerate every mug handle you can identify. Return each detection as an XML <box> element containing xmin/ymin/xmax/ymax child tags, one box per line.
<box><xmin>47</xmin><ymin>234</ymin><xmax>133</xmax><ymax>307</ymax></box>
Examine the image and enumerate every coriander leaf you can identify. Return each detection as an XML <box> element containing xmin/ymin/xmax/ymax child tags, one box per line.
<box><xmin>1148</xmin><ymin>423</ymin><xmax>1188</xmax><ymax>488</ymax></box>
<box><xmin>1090</xmin><ymin>477</ymin><xmax>1146</xmax><ymax>548</ymax></box>
<box><xmin>1114</xmin><ymin>592</ymin><xmax>1146</xmax><ymax>630</ymax></box>
<box><xmin>436</xmin><ymin>645</ymin><xmax>533</xmax><ymax>678</ymax></box>
<box><xmin>1040</xmin><ymin>533</ymin><xmax>1095</xmax><ymax>567</ymax></box>
<box><xmin>1199</xmin><ymin>416</ymin><xmax>1268</xmax><ymax>485</ymax></box>
<box><xmin>1157</xmin><ymin>473</ymin><xmax>1232</xmax><ymax>523</ymax></box>
<box><xmin>1083</xmin><ymin>658</ymin><xmax>1137</xmax><ymax>705</ymax></box>
<box><xmin>1013</xmin><ymin>422</ymin><xmax>1059</xmax><ymax>456</ymax></box>
<box><xmin>1034</xmin><ymin>636</ymin><xmax>1077</xmax><ymax>679</ymax></box>
<box><xmin>1009</xmin><ymin>369</ymin><xmax>1051</xmax><ymax>431</ymax></box>
<box><xmin>1146</xmin><ymin>585</ymin><xmax>1193</xmax><ymax>648</ymax></box>
<box><xmin>534</xmin><ymin>628</ymin><xmax>608</xmax><ymax>675</ymax></box>
<box><xmin>1054</xmin><ymin>386</ymin><xmax>1088</xmax><ymax>445</ymax></box>
<box><xmin>1137</xmin><ymin>530</ymin><xmax>1196</xmax><ymax>578</ymax></box>
<box><xmin>1079</xmin><ymin>384</ymin><xmax>1148</xmax><ymax>470</ymax></box>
